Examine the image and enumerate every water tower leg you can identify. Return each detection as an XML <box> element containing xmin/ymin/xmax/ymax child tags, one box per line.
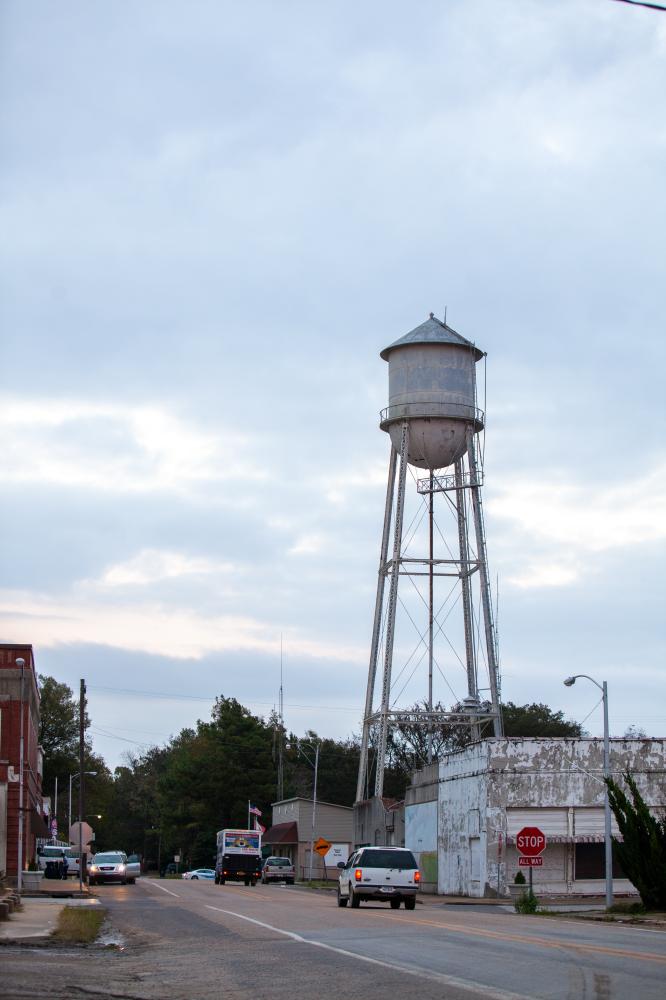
<box><xmin>466</xmin><ymin>429</ymin><xmax>503</xmax><ymax>735</ymax></box>
<box><xmin>356</xmin><ymin>445</ymin><xmax>398</xmax><ymax>803</ymax></box>
<box><xmin>455</xmin><ymin>457</ymin><xmax>479</xmax><ymax>739</ymax></box>
<box><xmin>374</xmin><ymin>421</ymin><xmax>409</xmax><ymax>798</ymax></box>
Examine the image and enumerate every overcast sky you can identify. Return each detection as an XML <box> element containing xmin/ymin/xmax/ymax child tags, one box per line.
<box><xmin>1</xmin><ymin>0</ymin><xmax>664</xmax><ymax>773</ymax></box>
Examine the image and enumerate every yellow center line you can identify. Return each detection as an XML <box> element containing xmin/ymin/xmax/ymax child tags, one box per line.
<box><xmin>383</xmin><ymin>913</ymin><xmax>666</xmax><ymax>965</ymax></box>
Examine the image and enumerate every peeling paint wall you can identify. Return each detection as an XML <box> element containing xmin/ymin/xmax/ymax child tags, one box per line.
<box><xmin>431</xmin><ymin>738</ymin><xmax>666</xmax><ymax>898</ymax></box>
<box><xmin>405</xmin><ymin>800</ymin><xmax>438</xmax><ymax>892</ymax></box>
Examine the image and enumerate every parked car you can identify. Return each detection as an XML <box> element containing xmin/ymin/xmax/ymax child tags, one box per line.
<box><xmin>88</xmin><ymin>851</ymin><xmax>130</xmax><ymax>886</ymax></box>
<box><xmin>162</xmin><ymin>862</ymin><xmax>180</xmax><ymax>877</ymax></box>
<box><xmin>125</xmin><ymin>854</ymin><xmax>141</xmax><ymax>882</ymax></box>
<box><xmin>337</xmin><ymin>847</ymin><xmax>420</xmax><ymax>909</ymax></box>
<box><xmin>261</xmin><ymin>857</ymin><xmax>295</xmax><ymax>885</ymax></box>
<box><xmin>182</xmin><ymin>868</ymin><xmax>215</xmax><ymax>880</ymax></box>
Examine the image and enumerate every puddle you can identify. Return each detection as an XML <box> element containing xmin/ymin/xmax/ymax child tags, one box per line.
<box><xmin>96</xmin><ymin>925</ymin><xmax>126</xmax><ymax>950</ymax></box>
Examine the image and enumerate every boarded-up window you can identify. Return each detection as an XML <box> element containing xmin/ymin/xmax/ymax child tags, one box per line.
<box><xmin>574</xmin><ymin>844</ymin><xmax>625</xmax><ymax>880</ymax></box>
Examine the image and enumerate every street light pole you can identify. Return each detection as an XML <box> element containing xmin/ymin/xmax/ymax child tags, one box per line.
<box><xmin>564</xmin><ymin>673</ymin><xmax>613</xmax><ymax>909</ymax></box>
<box><xmin>308</xmin><ymin>742</ymin><xmax>320</xmax><ymax>883</ymax></box>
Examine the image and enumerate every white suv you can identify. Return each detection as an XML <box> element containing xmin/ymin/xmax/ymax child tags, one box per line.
<box><xmin>337</xmin><ymin>847</ymin><xmax>420</xmax><ymax>910</ymax></box>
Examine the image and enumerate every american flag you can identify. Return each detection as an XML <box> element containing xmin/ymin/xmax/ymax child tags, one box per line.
<box><xmin>249</xmin><ymin>804</ymin><xmax>262</xmax><ymax>817</ymax></box>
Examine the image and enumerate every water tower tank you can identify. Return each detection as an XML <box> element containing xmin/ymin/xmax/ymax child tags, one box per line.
<box><xmin>379</xmin><ymin>313</ymin><xmax>484</xmax><ymax>470</ymax></box>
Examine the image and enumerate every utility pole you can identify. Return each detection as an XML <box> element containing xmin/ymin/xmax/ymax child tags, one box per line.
<box><xmin>78</xmin><ymin>678</ymin><xmax>86</xmax><ymax>892</ymax></box>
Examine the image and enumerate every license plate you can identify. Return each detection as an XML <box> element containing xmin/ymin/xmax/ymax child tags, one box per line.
<box><xmin>380</xmin><ymin>887</ymin><xmax>395</xmax><ymax>893</ymax></box>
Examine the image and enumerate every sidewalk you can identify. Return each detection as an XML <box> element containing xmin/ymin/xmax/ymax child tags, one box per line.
<box><xmin>0</xmin><ymin>896</ymin><xmax>101</xmax><ymax>942</ymax></box>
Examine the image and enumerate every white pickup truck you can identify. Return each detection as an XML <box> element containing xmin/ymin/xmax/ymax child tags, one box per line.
<box><xmin>337</xmin><ymin>846</ymin><xmax>421</xmax><ymax>910</ymax></box>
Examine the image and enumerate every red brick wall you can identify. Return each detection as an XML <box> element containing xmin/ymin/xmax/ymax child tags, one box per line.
<box><xmin>0</xmin><ymin>644</ymin><xmax>42</xmax><ymax>876</ymax></box>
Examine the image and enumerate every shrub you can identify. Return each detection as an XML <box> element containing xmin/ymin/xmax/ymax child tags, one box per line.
<box><xmin>514</xmin><ymin>891</ymin><xmax>539</xmax><ymax>914</ymax></box>
<box><xmin>513</xmin><ymin>870</ymin><xmax>526</xmax><ymax>884</ymax></box>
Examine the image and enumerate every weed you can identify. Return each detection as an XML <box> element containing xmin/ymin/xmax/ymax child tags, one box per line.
<box><xmin>514</xmin><ymin>891</ymin><xmax>539</xmax><ymax>914</ymax></box>
<box><xmin>52</xmin><ymin>906</ymin><xmax>106</xmax><ymax>944</ymax></box>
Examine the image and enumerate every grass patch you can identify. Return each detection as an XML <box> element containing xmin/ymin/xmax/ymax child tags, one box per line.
<box><xmin>52</xmin><ymin>906</ymin><xmax>106</xmax><ymax>944</ymax></box>
<box><xmin>607</xmin><ymin>901</ymin><xmax>646</xmax><ymax>915</ymax></box>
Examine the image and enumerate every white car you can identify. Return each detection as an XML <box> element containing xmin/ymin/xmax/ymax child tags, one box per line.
<box><xmin>337</xmin><ymin>847</ymin><xmax>420</xmax><ymax>910</ymax></box>
<box><xmin>88</xmin><ymin>851</ymin><xmax>130</xmax><ymax>886</ymax></box>
<box><xmin>182</xmin><ymin>868</ymin><xmax>215</xmax><ymax>880</ymax></box>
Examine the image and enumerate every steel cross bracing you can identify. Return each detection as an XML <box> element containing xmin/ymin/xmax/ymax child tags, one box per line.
<box><xmin>356</xmin><ymin>420</ymin><xmax>503</xmax><ymax>803</ymax></box>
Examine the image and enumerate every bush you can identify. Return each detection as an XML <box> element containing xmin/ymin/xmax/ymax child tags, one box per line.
<box><xmin>606</xmin><ymin>772</ymin><xmax>666</xmax><ymax>911</ymax></box>
<box><xmin>514</xmin><ymin>891</ymin><xmax>539</xmax><ymax>914</ymax></box>
<box><xmin>513</xmin><ymin>870</ymin><xmax>526</xmax><ymax>885</ymax></box>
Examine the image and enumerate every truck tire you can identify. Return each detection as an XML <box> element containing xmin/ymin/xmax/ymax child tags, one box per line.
<box><xmin>214</xmin><ymin>875</ymin><xmax>219</xmax><ymax>884</ymax></box>
<box><xmin>337</xmin><ymin>887</ymin><xmax>347</xmax><ymax>907</ymax></box>
<box><xmin>219</xmin><ymin>879</ymin><xmax>225</xmax><ymax>885</ymax></box>
<box><xmin>390</xmin><ymin>898</ymin><xmax>400</xmax><ymax>909</ymax></box>
<box><xmin>251</xmin><ymin>880</ymin><xmax>256</xmax><ymax>886</ymax></box>
<box><xmin>404</xmin><ymin>896</ymin><xmax>416</xmax><ymax>910</ymax></box>
<box><xmin>350</xmin><ymin>884</ymin><xmax>360</xmax><ymax>908</ymax></box>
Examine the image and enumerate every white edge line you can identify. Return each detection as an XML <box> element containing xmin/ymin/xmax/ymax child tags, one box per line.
<box><xmin>142</xmin><ymin>881</ymin><xmax>180</xmax><ymax>898</ymax></box>
<box><xmin>204</xmin><ymin>905</ymin><xmax>530</xmax><ymax>1000</ymax></box>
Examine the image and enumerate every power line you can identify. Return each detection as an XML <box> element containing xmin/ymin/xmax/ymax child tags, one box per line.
<box><xmin>87</xmin><ymin>684</ymin><xmax>358</xmax><ymax>714</ymax></box>
<box><xmin>610</xmin><ymin>0</ymin><xmax>666</xmax><ymax>11</ymax></box>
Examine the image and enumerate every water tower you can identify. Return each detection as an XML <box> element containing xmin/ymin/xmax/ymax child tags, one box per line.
<box><xmin>356</xmin><ymin>313</ymin><xmax>502</xmax><ymax>801</ymax></box>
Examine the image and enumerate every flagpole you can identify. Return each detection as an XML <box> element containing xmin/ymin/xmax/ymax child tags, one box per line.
<box><xmin>247</xmin><ymin>800</ymin><xmax>250</xmax><ymax>828</ymax></box>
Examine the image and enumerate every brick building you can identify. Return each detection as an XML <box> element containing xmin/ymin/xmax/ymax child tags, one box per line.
<box><xmin>0</xmin><ymin>644</ymin><xmax>46</xmax><ymax>883</ymax></box>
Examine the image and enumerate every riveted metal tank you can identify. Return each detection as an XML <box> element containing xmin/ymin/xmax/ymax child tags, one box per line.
<box><xmin>380</xmin><ymin>314</ymin><xmax>484</xmax><ymax>470</ymax></box>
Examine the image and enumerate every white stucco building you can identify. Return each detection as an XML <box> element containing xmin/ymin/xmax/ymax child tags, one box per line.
<box><xmin>405</xmin><ymin>737</ymin><xmax>666</xmax><ymax>898</ymax></box>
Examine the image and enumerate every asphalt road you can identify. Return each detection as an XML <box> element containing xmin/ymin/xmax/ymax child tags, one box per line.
<box><xmin>1</xmin><ymin>880</ymin><xmax>664</xmax><ymax>1000</ymax></box>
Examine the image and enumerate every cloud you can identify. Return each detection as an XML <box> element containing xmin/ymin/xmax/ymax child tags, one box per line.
<box><xmin>0</xmin><ymin>589</ymin><xmax>365</xmax><ymax>664</ymax></box>
<box><xmin>488</xmin><ymin>460</ymin><xmax>666</xmax><ymax>589</ymax></box>
<box><xmin>0</xmin><ymin>397</ymin><xmax>264</xmax><ymax>494</ymax></box>
<box><xmin>96</xmin><ymin>549</ymin><xmax>235</xmax><ymax>587</ymax></box>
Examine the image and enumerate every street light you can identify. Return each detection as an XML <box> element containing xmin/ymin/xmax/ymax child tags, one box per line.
<box><xmin>291</xmin><ymin>739</ymin><xmax>320</xmax><ymax>882</ymax></box>
<box><xmin>563</xmin><ymin>674</ymin><xmax>613</xmax><ymax>909</ymax></box>
<box><xmin>68</xmin><ymin>772</ymin><xmax>97</xmax><ymax>835</ymax></box>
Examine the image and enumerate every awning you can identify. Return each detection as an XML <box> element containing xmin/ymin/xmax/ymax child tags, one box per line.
<box><xmin>506</xmin><ymin>834</ymin><xmax>612</xmax><ymax>845</ymax></box>
<box><xmin>262</xmin><ymin>821</ymin><xmax>298</xmax><ymax>845</ymax></box>
<box><xmin>30</xmin><ymin>808</ymin><xmax>51</xmax><ymax>839</ymax></box>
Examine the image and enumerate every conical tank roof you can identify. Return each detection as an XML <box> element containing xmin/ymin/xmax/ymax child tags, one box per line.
<box><xmin>380</xmin><ymin>313</ymin><xmax>483</xmax><ymax>362</ymax></box>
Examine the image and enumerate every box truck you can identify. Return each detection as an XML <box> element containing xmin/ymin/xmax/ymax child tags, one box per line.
<box><xmin>215</xmin><ymin>829</ymin><xmax>262</xmax><ymax>886</ymax></box>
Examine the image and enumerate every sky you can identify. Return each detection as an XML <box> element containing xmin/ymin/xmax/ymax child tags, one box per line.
<box><xmin>1</xmin><ymin>0</ymin><xmax>664</xmax><ymax>773</ymax></box>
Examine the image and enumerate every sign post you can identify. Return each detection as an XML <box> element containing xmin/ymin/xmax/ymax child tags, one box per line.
<box><xmin>516</xmin><ymin>826</ymin><xmax>546</xmax><ymax>899</ymax></box>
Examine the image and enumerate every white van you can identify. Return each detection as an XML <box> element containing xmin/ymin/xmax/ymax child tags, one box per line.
<box><xmin>337</xmin><ymin>846</ymin><xmax>420</xmax><ymax>910</ymax></box>
<box><xmin>36</xmin><ymin>844</ymin><xmax>76</xmax><ymax>873</ymax></box>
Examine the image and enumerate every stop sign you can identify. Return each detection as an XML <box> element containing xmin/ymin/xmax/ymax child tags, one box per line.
<box><xmin>516</xmin><ymin>826</ymin><xmax>546</xmax><ymax>857</ymax></box>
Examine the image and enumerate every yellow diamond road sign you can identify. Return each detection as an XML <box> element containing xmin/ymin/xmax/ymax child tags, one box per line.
<box><xmin>314</xmin><ymin>837</ymin><xmax>332</xmax><ymax>857</ymax></box>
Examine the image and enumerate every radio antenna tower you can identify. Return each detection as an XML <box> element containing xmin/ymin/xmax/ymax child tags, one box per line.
<box><xmin>356</xmin><ymin>314</ymin><xmax>502</xmax><ymax>801</ymax></box>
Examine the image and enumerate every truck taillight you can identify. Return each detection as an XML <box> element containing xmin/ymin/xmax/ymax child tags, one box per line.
<box><xmin>355</xmin><ymin>868</ymin><xmax>362</xmax><ymax>881</ymax></box>
<box><xmin>414</xmin><ymin>871</ymin><xmax>421</xmax><ymax>883</ymax></box>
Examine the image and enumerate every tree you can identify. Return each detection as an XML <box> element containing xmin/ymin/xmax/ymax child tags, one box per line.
<box><xmin>38</xmin><ymin>675</ymin><xmax>108</xmax><ymax>835</ymax></box>
<box><xmin>500</xmin><ymin>702</ymin><xmax>583</xmax><ymax>738</ymax></box>
<box><xmin>605</xmin><ymin>772</ymin><xmax>666</xmax><ymax>910</ymax></box>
